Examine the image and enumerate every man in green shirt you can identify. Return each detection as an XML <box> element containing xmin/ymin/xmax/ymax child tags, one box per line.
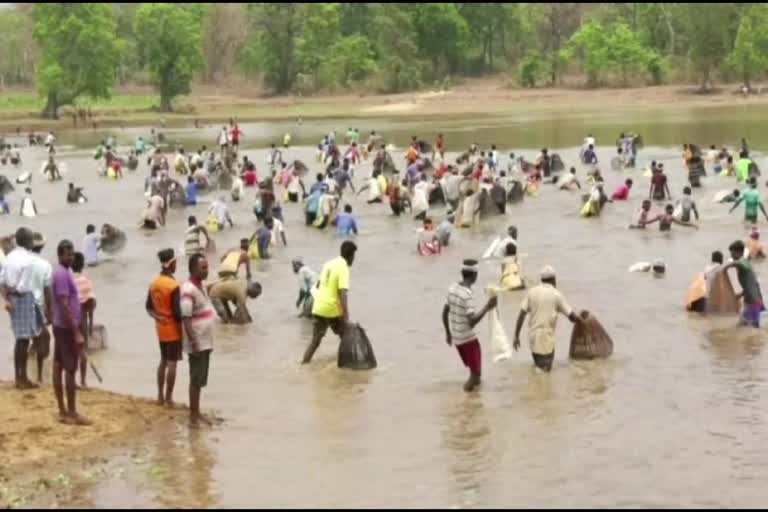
<box><xmin>729</xmin><ymin>178</ymin><xmax>768</xmax><ymax>224</ymax></box>
<box><xmin>736</xmin><ymin>151</ymin><xmax>752</xmax><ymax>183</ymax></box>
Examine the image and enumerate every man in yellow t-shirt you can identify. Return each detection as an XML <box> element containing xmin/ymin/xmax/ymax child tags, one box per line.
<box><xmin>302</xmin><ymin>240</ymin><xmax>357</xmax><ymax>364</ymax></box>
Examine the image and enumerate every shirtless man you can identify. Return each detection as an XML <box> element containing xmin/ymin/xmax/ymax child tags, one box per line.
<box><xmin>219</xmin><ymin>239</ymin><xmax>252</xmax><ymax>280</ymax></box>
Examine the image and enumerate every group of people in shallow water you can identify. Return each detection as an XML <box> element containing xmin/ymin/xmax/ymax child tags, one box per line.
<box><xmin>2</xmin><ymin>119</ymin><xmax>767</xmax><ymax>436</ymax></box>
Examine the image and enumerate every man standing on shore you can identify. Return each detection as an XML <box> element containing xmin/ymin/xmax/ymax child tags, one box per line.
<box><xmin>513</xmin><ymin>266</ymin><xmax>583</xmax><ymax>373</ymax></box>
<box><xmin>302</xmin><ymin>241</ymin><xmax>357</xmax><ymax>364</ymax></box>
<box><xmin>52</xmin><ymin>240</ymin><xmax>90</xmax><ymax>425</ymax></box>
<box><xmin>0</xmin><ymin>228</ymin><xmax>43</xmax><ymax>389</ymax></box>
<box><xmin>146</xmin><ymin>249</ymin><xmax>183</xmax><ymax>407</ymax></box>
<box><xmin>181</xmin><ymin>254</ymin><xmax>216</xmax><ymax>428</ymax></box>
<box><xmin>29</xmin><ymin>232</ymin><xmax>53</xmax><ymax>384</ymax></box>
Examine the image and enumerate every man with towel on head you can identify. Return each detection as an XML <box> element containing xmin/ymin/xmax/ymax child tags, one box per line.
<box><xmin>513</xmin><ymin>266</ymin><xmax>583</xmax><ymax>373</ymax></box>
<box><xmin>146</xmin><ymin>249</ymin><xmax>183</xmax><ymax>407</ymax></box>
<box><xmin>442</xmin><ymin>259</ymin><xmax>498</xmax><ymax>392</ymax></box>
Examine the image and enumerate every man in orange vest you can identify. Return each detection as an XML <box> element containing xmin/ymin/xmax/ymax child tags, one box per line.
<box><xmin>145</xmin><ymin>248</ymin><xmax>183</xmax><ymax>407</ymax></box>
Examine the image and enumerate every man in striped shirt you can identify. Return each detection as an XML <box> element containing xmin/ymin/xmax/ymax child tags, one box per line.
<box><xmin>442</xmin><ymin>259</ymin><xmax>497</xmax><ymax>392</ymax></box>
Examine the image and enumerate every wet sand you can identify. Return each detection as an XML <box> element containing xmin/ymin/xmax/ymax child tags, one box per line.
<box><xmin>0</xmin><ymin>381</ymin><xmax>185</xmax><ymax>471</ymax></box>
<box><xmin>2</xmin><ymin>125</ymin><xmax>768</xmax><ymax>507</ymax></box>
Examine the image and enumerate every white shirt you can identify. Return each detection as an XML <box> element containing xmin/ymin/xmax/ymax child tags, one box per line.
<box><xmin>28</xmin><ymin>253</ymin><xmax>52</xmax><ymax>310</ymax></box>
<box><xmin>0</xmin><ymin>247</ymin><xmax>36</xmax><ymax>293</ymax></box>
<box><xmin>83</xmin><ymin>232</ymin><xmax>100</xmax><ymax>266</ymax></box>
<box><xmin>270</xmin><ymin>218</ymin><xmax>285</xmax><ymax>246</ymax></box>
<box><xmin>21</xmin><ymin>196</ymin><xmax>36</xmax><ymax>217</ymax></box>
<box><xmin>218</xmin><ymin>130</ymin><xmax>229</xmax><ymax>146</ymax></box>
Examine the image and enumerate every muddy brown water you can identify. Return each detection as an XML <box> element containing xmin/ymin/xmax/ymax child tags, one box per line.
<box><xmin>3</xmin><ymin>109</ymin><xmax>768</xmax><ymax>507</ymax></box>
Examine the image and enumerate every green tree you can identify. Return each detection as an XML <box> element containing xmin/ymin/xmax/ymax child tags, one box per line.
<box><xmin>531</xmin><ymin>3</ymin><xmax>584</xmax><ymax>85</ymax></box>
<box><xmin>727</xmin><ymin>4</ymin><xmax>768</xmax><ymax>89</ymax></box>
<box><xmin>604</xmin><ymin>23</ymin><xmax>652</xmax><ymax>86</ymax></box>
<box><xmin>241</xmin><ymin>3</ymin><xmax>305</xmax><ymax>94</ymax></box>
<box><xmin>297</xmin><ymin>3</ymin><xmax>341</xmax><ymax>91</ymax></box>
<box><xmin>562</xmin><ymin>19</ymin><xmax>610</xmax><ymax>87</ymax></box>
<box><xmin>518</xmin><ymin>51</ymin><xmax>546</xmax><ymax>88</ymax></box>
<box><xmin>409</xmin><ymin>3</ymin><xmax>470</xmax><ymax>76</ymax></box>
<box><xmin>328</xmin><ymin>35</ymin><xmax>378</xmax><ymax>87</ymax></box>
<box><xmin>134</xmin><ymin>3</ymin><xmax>205</xmax><ymax>111</ymax></box>
<box><xmin>679</xmin><ymin>3</ymin><xmax>740</xmax><ymax>91</ymax></box>
<box><xmin>369</xmin><ymin>3</ymin><xmax>421</xmax><ymax>93</ymax></box>
<box><xmin>0</xmin><ymin>8</ymin><xmax>37</xmax><ymax>87</ymax></box>
<box><xmin>32</xmin><ymin>3</ymin><xmax>122</xmax><ymax>119</ymax></box>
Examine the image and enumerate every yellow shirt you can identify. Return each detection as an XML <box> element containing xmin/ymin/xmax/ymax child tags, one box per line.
<box><xmin>312</xmin><ymin>256</ymin><xmax>350</xmax><ymax>318</ymax></box>
<box><xmin>220</xmin><ymin>250</ymin><xmax>242</xmax><ymax>275</ymax></box>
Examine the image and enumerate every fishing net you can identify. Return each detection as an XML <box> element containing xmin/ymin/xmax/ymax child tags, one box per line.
<box><xmin>0</xmin><ymin>175</ymin><xmax>14</xmax><ymax>195</ymax></box>
<box><xmin>550</xmin><ymin>154</ymin><xmax>565</xmax><ymax>173</ymax></box>
<box><xmin>507</xmin><ymin>180</ymin><xmax>525</xmax><ymax>203</ymax></box>
<box><xmin>569</xmin><ymin>312</ymin><xmax>613</xmax><ymax>360</ymax></box>
<box><xmin>706</xmin><ymin>271</ymin><xmax>740</xmax><ymax>315</ymax></box>
<box><xmin>338</xmin><ymin>323</ymin><xmax>377</xmax><ymax>370</ymax></box>
<box><xmin>100</xmin><ymin>224</ymin><xmax>126</xmax><ymax>254</ymax></box>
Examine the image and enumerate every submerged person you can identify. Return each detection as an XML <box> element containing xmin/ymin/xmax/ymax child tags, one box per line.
<box><xmin>611</xmin><ymin>179</ymin><xmax>633</xmax><ymax>201</ymax></box>
<box><xmin>67</xmin><ymin>183</ymin><xmax>87</xmax><ymax>204</ymax></box>
<box><xmin>142</xmin><ymin>193</ymin><xmax>166</xmax><ymax>229</ymax></box>
<box><xmin>500</xmin><ymin>243</ymin><xmax>524</xmax><ymax>291</ymax></box>
<box><xmin>688</xmin><ymin>251</ymin><xmax>725</xmax><ymax>313</ymax></box>
<box><xmin>43</xmin><ymin>156</ymin><xmax>62</xmax><ymax>181</ymax></box>
<box><xmin>558</xmin><ymin>167</ymin><xmax>582</xmax><ymax>191</ymax></box>
<box><xmin>746</xmin><ymin>227</ymin><xmax>766</xmax><ymax>260</ymax></box>
<box><xmin>219</xmin><ymin>239</ymin><xmax>252</xmax><ymax>280</ymax></box>
<box><xmin>649</xmin><ymin>165</ymin><xmax>671</xmax><ymax>202</ymax></box>
<box><xmin>82</xmin><ymin>224</ymin><xmax>101</xmax><ymax>267</ymax></box>
<box><xmin>641</xmin><ymin>204</ymin><xmax>699</xmax><ymax>231</ymax></box>
<box><xmin>184</xmin><ymin>216</ymin><xmax>210</xmax><ymax>257</ymax></box>
<box><xmin>723</xmin><ymin>240</ymin><xmax>764</xmax><ymax>328</ymax></box>
<box><xmin>335</xmin><ymin>204</ymin><xmax>359</xmax><ymax>238</ymax></box>
<box><xmin>442</xmin><ymin>259</ymin><xmax>498</xmax><ymax>392</ymax></box>
<box><xmin>186</xmin><ymin>176</ymin><xmax>198</xmax><ymax>206</ymax></box>
<box><xmin>513</xmin><ymin>266</ymin><xmax>583</xmax><ymax>373</ymax></box>
<box><xmin>676</xmin><ymin>187</ymin><xmax>700</xmax><ymax>223</ymax></box>
<box><xmin>208</xmin><ymin>195</ymin><xmax>234</xmax><ymax>231</ymax></box>
<box><xmin>208</xmin><ymin>278</ymin><xmax>261</xmax><ymax>324</ymax></box>
<box><xmin>302</xmin><ymin>241</ymin><xmax>357</xmax><ymax>364</ymax></box>
<box><xmin>417</xmin><ymin>218</ymin><xmax>441</xmax><ymax>256</ymax></box>
<box><xmin>292</xmin><ymin>258</ymin><xmax>318</xmax><ymax>318</ymax></box>
<box><xmin>437</xmin><ymin>215</ymin><xmax>454</xmax><ymax>247</ymax></box>
<box><xmin>729</xmin><ymin>178</ymin><xmax>768</xmax><ymax>224</ymax></box>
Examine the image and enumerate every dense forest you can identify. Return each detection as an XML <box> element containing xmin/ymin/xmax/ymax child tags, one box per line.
<box><xmin>2</xmin><ymin>3</ymin><xmax>765</xmax><ymax>118</ymax></box>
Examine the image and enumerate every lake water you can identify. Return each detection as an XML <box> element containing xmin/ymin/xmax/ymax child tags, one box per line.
<box><xmin>2</xmin><ymin>108</ymin><xmax>768</xmax><ymax>508</ymax></box>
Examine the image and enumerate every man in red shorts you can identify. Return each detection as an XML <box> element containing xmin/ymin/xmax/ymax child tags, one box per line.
<box><xmin>442</xmin><ymin>259</ymin><xmax>497</xmax><ymax>392</ymax></box>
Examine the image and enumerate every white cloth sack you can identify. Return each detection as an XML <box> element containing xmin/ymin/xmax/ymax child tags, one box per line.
<box><xmin>486</xmin><ymin>287</ymin><xmax>511</xmax><ymax>362</ymax></box>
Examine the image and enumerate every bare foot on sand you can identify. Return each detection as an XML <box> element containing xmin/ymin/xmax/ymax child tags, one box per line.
<box><xmin>61</xmin><ymin>414</ymin><xmax>92</xmax><ymax>426</ymax></box>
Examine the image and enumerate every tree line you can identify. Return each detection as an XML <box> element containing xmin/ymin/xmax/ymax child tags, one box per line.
<box><xmin>4</xmin><ymin>3</ymin><xmax>766</xmax><ymax>118</ymax></box>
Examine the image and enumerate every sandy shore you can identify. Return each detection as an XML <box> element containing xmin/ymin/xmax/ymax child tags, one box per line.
<box><xmin>2</xmin><ymin>80</ymin><xmax>767</xmax><ymax>132</ymax></box>
<box><xmin>0</xmin><ymin>382</ymin><xmax>185</xmax><ymax>473</ymax></box>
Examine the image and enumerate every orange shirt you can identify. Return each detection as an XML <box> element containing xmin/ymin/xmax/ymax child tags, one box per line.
<box><xmin>147</xmin><ymin>274</ymin><xmax>182</xmax><ymax>342</ymax></box>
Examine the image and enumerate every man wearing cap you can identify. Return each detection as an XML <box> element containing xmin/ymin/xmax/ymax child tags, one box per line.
<box><xmin>302</xmin><ymin>241</ymin><xmax>357</xmax><ymax>364</ymax></box>
<box><xmin>513</xmin><ymin>266</ymin><xmax>582</xmax><ymax>372</ymax></box>
<box><xmin>146</xmin><ymin>248</ymin><xmax>183</xmax><ymax>407</ymax></box>
<box><xmin>442</xmin><ymin>259</ymin><xmax>498</xmax><ymax>392</ymax></box>
<box><xmin>0</xmin><ymin>227</ymin><xmax>44</xmax><ymax>388</ymax></box>
<box><xmin>29</xmin><ymin>232</ymin><xmax>53</xmax><ymax>384</ymax></box>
